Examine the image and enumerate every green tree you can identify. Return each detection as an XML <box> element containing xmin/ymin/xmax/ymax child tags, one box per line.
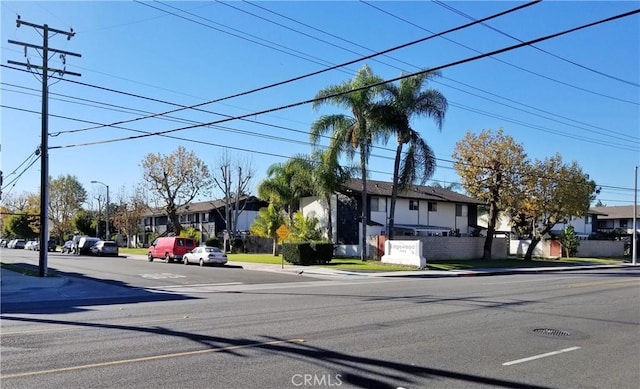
<box><xmin>3</xmin><ymin>214</ymin><xmax>36</xmax><ymax>239</ymax></box>
<box><xmin>371</xmin><ymin>71</ymin><xmax>448</xmax><ymax>239</ymax></box>
<box><xmin>250</xmin><ymin>203</ymin><xmax>285</xmax><ymax>256</ymax></box>
<box><xmin>257</xmin><ymin>159</ymin><xmax>313</xmax><ymax>221</ymax></box>
<box><xmin>310</xmin><ymin>64</ymin><xmax>385</xmax><ymax>260</ymax></box>
<box><xmin>140</xmin><ymin>146</ymin><xmax>211</xmax><ymax>236</ymax></box>
<box><xmin>559</xmin><ymin>225</ymin><xmax>580</xmax><ymax>257</ymax></box>
<box><xmin>287</xmin><ymin>211</ymin><xmax>325</xmax><ymax>243</ymax></box>
<box><xmin>452</xmin><ymin>129</ymin><xmax>527</xmax><ymax>260</ymax></box>
<box><xmin>307</xmin><ymin>149</ymin><xmax>352</xmax><ymax>242</ymax></box>
<box><xmin>514</xmin><ymin>153</ymin><xmax>596</xmax><ymax>261</ymax></box>
<box><xmin>180</xmin><ymin>226</ymin><xmax>202</xmax><ymax>243</ymax></box>
<box><xmin>73</xmin><ymin>209</ymin><xmax>96</xmax><ymax>236</ymax></box>
<box><xmin>49</xmin><ymin>175</ymin><xmax>87</xmax><ymax>241</ymax></box>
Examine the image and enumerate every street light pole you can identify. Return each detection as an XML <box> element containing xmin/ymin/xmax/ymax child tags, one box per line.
<box><xmin>91</xmin><ymin>181</ymin><xmax>109</xmax><ymax>240</ymax></box>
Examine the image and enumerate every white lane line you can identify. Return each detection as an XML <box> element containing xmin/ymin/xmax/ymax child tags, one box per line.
<box><xmin>503</xmin><ymin>346</ymin><xmax>581</xmax><ymax>366</ymax></box>
<box><xmin>148</xmin><ymin>282</ymin><xmax>243</xmax><ymax>289</ymax></box>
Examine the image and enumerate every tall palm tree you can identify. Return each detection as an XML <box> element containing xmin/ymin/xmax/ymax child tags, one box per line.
<box><xmin>372</xmin><ymin>71</ymin><xmax>448</xmax><ymax>240</ymax></box>
<box><xmin>307</xmin><ymin>150</ymin><xmax>353</xmax><ymax>242</ymax></box>
<box><xmin>310</xmin><ymin>65</ymin><xmax>385</xmax><ymax>260</ymax></box>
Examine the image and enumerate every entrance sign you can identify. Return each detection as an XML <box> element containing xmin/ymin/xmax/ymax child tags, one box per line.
<box><xmin>381</xmin><ymin>240</ymin><xmax>426</xmax><ymax>268</ymax></box>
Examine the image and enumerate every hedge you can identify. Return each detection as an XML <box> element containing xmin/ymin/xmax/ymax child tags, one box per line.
<box><xmin>282</xmin><ymin>242</ymin><xmax>334</xmax><ymax>265</ymax></box>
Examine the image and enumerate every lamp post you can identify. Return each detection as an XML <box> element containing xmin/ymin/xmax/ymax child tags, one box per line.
<box><xmin>91</xmin><ymin>180</ymin><xmax>109</xmax><ymax>240</ymax></box>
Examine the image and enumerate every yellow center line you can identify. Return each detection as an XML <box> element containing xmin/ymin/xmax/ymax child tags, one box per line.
<box><xmin>0</xmin><ymin>317</ymin><xmax>195</xmax><ymax>336</ymax></box>
<box><xmin>1</xmin><ymin>338</ymin><xmax>305</xmax><ymax>379</ymax></box>
<box><xmin>569</xmin><ymin>279</ymin><xmax>640</xmax><ymax>288</ymax></box>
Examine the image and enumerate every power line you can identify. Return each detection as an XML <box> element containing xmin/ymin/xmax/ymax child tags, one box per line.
<box><xmin>432</xmin><ymin>0</ymin><xmax>640</xmax><ymax>88</ymax></box>
<box><xmin>47</xmin><ymin>7</ymin><xmax>640</xmax><ymax>151</ymax></box>
<box><xmin>360</xmin><ymin>1</ymin><xmax>639</xmax><ymax>106</ymax></box>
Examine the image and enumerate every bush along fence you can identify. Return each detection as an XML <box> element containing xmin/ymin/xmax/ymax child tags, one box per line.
<box><xmin>282</xmin><ymin>242</ymin><xmax>334</xmax><ymax>265</ymax></box>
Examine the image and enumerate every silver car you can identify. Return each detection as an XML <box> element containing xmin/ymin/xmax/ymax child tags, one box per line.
<box><xmin>182</xmin><ymin>246</ymin><xmax>228</xmax><ymax>266</ymax></box>
<box><xmin>90</xmin><ymin>240</ymin><xmax>119</xmax><ymax>256</ymax></box>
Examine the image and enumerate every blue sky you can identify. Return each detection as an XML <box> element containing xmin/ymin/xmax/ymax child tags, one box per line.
<box><xmin>1</xmin><ymin>1</ymin><xmax>639</xmax><ymax>209</ymax></box>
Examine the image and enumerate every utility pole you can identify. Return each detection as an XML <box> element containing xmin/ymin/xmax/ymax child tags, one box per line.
<box><xmin>8</xmin><ymin>16</ymin><xmax>80</xmax><ymax>277</ymax></box>
<box><xmin>633</xmin><ymin>166</ymin><xmax>638</xmax><ymax>266</ymax></box>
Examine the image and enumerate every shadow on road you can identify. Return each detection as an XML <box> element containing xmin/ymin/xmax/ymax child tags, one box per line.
<box><xmin>0</xmin><ymin>315</ymin><xmax>553</xmax><ymax>389</ymax></box>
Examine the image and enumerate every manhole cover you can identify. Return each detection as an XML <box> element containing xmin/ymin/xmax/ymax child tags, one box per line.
<box><xmin>533</xmin><ymin>328</ymin><xmax>571</xmax><ymax>337</ymax></box>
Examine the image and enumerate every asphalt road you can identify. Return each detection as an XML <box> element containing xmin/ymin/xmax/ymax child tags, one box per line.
<box><xmin>1</xmin><ymin>250</ymin><xmax>639</xmax><ymax>389</ymax></box>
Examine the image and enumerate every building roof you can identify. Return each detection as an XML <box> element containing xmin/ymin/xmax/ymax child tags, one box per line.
<box><xmin>341</xmin><ymin>179</ymin><xmax>484</xmax><ymax>205</ymax></box>
<box><xmin>142</xmin><ymin>196</ymin><xmax>264</xmax><ymax>217</ymax></box>
<box><xmin>591</xmin><ymin>205</ymin><xmax>639</xmax><ymax>220</ymax></box>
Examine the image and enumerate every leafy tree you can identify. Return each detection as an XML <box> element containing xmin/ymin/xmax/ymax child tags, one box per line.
<box><xmin>430</xmin><ymin>181</ymin><xmax>462</xmax><ymax>192</ymax></box>
<box><xmin>371</xmin><ymin>71</ymin><xmax>448</xmax><ymax>239</ymax></box>
<box><xmin>179</xmin><ymin>226</ymin><xmax>202</xmax><ymax>243</ymax></box>
<box><xmin>514</xmin><ymin>153</ymin><xmax>596</xmax><ymax>260</ymax></box>
<box><xmin>307</xmin><ymin>150</ymin><xmax>352</xmax><ymax>242</ymax></box>
<box><xmin>49</xmin><ymin>175</ymin><xmax>87</xmax><ymax>241</ymax></box>
<box><xmin>310</xmin><ymin>64</ymin><xmax>385</xmax><ymax>260</ymax></box>
<box><xmin>559</xmin><ymin>225</ymin><xmax>580</xmax><ymax>257</ymax></box>
<box><xmin>73</xmin><ymin>209</ymin><xmax>96</xmax><ymax>236</ymax></box>
<box><xmin>453</xmin><ymin>129</ymin><xmax>527</xmax><ymax>260</ymax></box>
<box><xmin>287</xmin><ymin>211</ymin><xmax>325</xmax><ymax>243</ymax></box>
<box><xmin>250</xmin><ymin>203</ymin><xmax>285</xmax><ymax>256</ymax></box>
<box><xmin>257</xmin><ymin>158</ymin><xmax>313</xmax><ymax>221</ymax></box>
<box><xmin>112</xmin><ymin>186</ymin><xmax>148</xmax><ymax>247</ymax></box>
<box><xmin>140</xmin><ymin>146</ymin><xmax>211</xmax><ymax>236</ymax></box>
<box><xmin>3</xmin><ymin>214</ymin><xmax>36</xmax><ymax>238</ymax></box>
<box><xmin>211</xmin><ymin>150</ymin><xmax>255</xmax><ymax>238</ymax></box>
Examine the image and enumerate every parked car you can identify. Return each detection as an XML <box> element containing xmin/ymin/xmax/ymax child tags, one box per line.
<box><xmin>61</xmin><ymin>240</ymin><xmax>73</xmax><ymax>254</ymax></box>
<box><xmin>90</xmin><ymin>240</ymin><xmax>119</xmax><ymax>256</ymax></box>
<box><xmin>76</xmin><ymin>237</ymin><xmax>101</xmax><ymax>255</ymax></box>
<box><xmin>0</xmin><ymin>239</ymin><xmax>8</xmax><ymax>247</ymax></box>
<box><xmin>12</xmin><ymin>239</ymin><xmax>26</xmax><ymax>249</ymax></box>
<box><xmin>25</xmin><ymin>241</ymin><xmax>36</xmax><ymax>250</ymax></box>
<box><xmin>147</xmin><ymin>237</ymin><xmax>196</xmax><ymax>263</ymax></box>
<box><xmin>182</xmin><ymin>246</ymin><xmax>228</xmax><ymax>266</ymax></box>
<box><xmin>47</xmin><ymin>239</ymin><xmax>57</xmax><ymax>252</ymax></box>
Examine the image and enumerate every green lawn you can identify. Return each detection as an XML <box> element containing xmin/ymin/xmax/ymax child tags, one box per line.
<box><xmin>119</xmin><ymin>248</ymin><xmax>628</xmax><ymax>272</ymax></box>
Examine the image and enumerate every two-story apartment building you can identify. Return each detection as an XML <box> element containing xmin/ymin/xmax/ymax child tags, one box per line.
<box><xmin>139</xmin><ymin>196</ymin><xmax>268</xmax><ymax>246</ymax></box>
<box><xmin>301</xmin><ymin>178</ymin><xmax>484</xmax><ymax>256</ymax></box>
<box><xmin>592</xmin><ymin>205</ymin><xmax>640</xmax><ymax>235</ymax></box>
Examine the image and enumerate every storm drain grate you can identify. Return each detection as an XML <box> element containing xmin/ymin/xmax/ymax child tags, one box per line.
<box><xmin>533</xmin><ymin>328</ymin><xmax>571</xmax><ymax>337</ymax></box>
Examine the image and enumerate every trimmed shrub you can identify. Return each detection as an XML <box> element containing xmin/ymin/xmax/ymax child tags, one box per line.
<box><xmin>230</xmin><ymin>237</ymin><xmax>244</xmax><ymax>253</ymax></box>
<box><xmin>283</xmin><ymin>242</ymin><xmax>334</xmax><ymax>265</ymax></box>
<box><xmin>205</xmin><ymin>237</ymin><xmax>221</xmax><ymax>248</ymax></box>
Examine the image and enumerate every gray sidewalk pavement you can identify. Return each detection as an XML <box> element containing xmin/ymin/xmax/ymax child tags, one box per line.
<box><xmin>1</xmin><ymin>254</ymin><xmax>635</xmax><ymax>305</ymax></box>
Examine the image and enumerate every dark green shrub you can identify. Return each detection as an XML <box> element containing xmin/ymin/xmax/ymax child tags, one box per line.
<box><xmin>231</xmin><ymin>237</ymin><xmax>244</xmax><ymax>253</ymax></box>
<box><xmin>283</xmin><ymin>242</ymin><xmax>333</xmax><ymax>265</ymax></box>
<box><xmin>205</xmin><ymin>237</ymin><xmax>221</xmax><ymax>248</ymax></box>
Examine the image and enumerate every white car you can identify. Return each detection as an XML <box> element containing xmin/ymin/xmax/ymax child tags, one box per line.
<box><xmin>182</xmin><ymin>246</ymin><xmax>227</xmax><ymax>267</ymax></box>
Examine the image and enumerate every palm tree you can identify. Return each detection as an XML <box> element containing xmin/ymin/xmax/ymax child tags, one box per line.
<box><xmin>306</xmin><ymin>150</ymin><xmax>353</xmax><ymax>242</ymax></box>
<box><xmin>310</xmin><ymin>64</ymin><xmax>385</xmax><ymax>260</ymax></box>
<box><xmin>250</xmin><ymin>203</ymin><xmax>285</xmax><ymax>256</ymax></box>
<box><xmin>372</xmin><ymin>71</ymin><xmax>448</xmax><ymax>240</ymax></box>
<box><xmin>257</xmin><ymin>160</ymin><xmax>313</xmax><ymax>221</ymax></box>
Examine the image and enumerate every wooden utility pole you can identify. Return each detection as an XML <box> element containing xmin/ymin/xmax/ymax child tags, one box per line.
<box><xmin>7</xmin><ymin>16</ymin><xmax>80</xmax><ymax>277</ymax></box>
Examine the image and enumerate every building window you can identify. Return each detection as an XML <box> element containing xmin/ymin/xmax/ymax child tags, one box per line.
<box><xmin>455</xmin><ymin>204</ymin><xmax>467</xmax><ymax>217</ymax></box>
<box><xmin>409</xmin><ymin>200</ymin><xmax>419</xmax><ymax>211</ymax></box>
<box><xmin>620</xmin><ymin>219</ymin><xmax>628</xmax><ymax>228</ymax></box>
<box><xmin>586</xmin><ymin>215</ymin><xmax>592</xmax><ymax>224</ymax></box>
<box><xmin>428</xmin><ymin>202</ymin><xmax>437</xmax><ymax>212</ymax></box>
<box><xmin>371</xmin><ymin>197</ymin><xmax>381</xmax><ymax>212</ymax></box>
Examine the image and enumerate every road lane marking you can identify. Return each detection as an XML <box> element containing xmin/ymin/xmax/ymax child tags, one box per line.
<box><xmin>502</xmin><ymin>346</ymin><xmax>581</xmax><ymax>366</ymax></box>
<box><xmin>1</xmin><ymin>338</ymin><xmax>305</xmax><ymax>379</ymax></box>
<box><xmin>483</xmin><ymin>277</ymin><xmax>574</xmax><ymax>285</ymax></box>
<box><xmin>569</xmin><ymin>279</ymin><xmax>639</xmax><ymax>288</ymax></box>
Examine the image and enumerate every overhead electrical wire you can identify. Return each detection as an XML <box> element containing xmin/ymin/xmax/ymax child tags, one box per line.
<box><xmin>431</xmin><ymin>0</ymin><xmax>640</xmax><ymax>88</ymax></box>
<box><xmin>46</xmin><ymin>7</ymin><xmax>640</xmax><ymax>151</ymax></box>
